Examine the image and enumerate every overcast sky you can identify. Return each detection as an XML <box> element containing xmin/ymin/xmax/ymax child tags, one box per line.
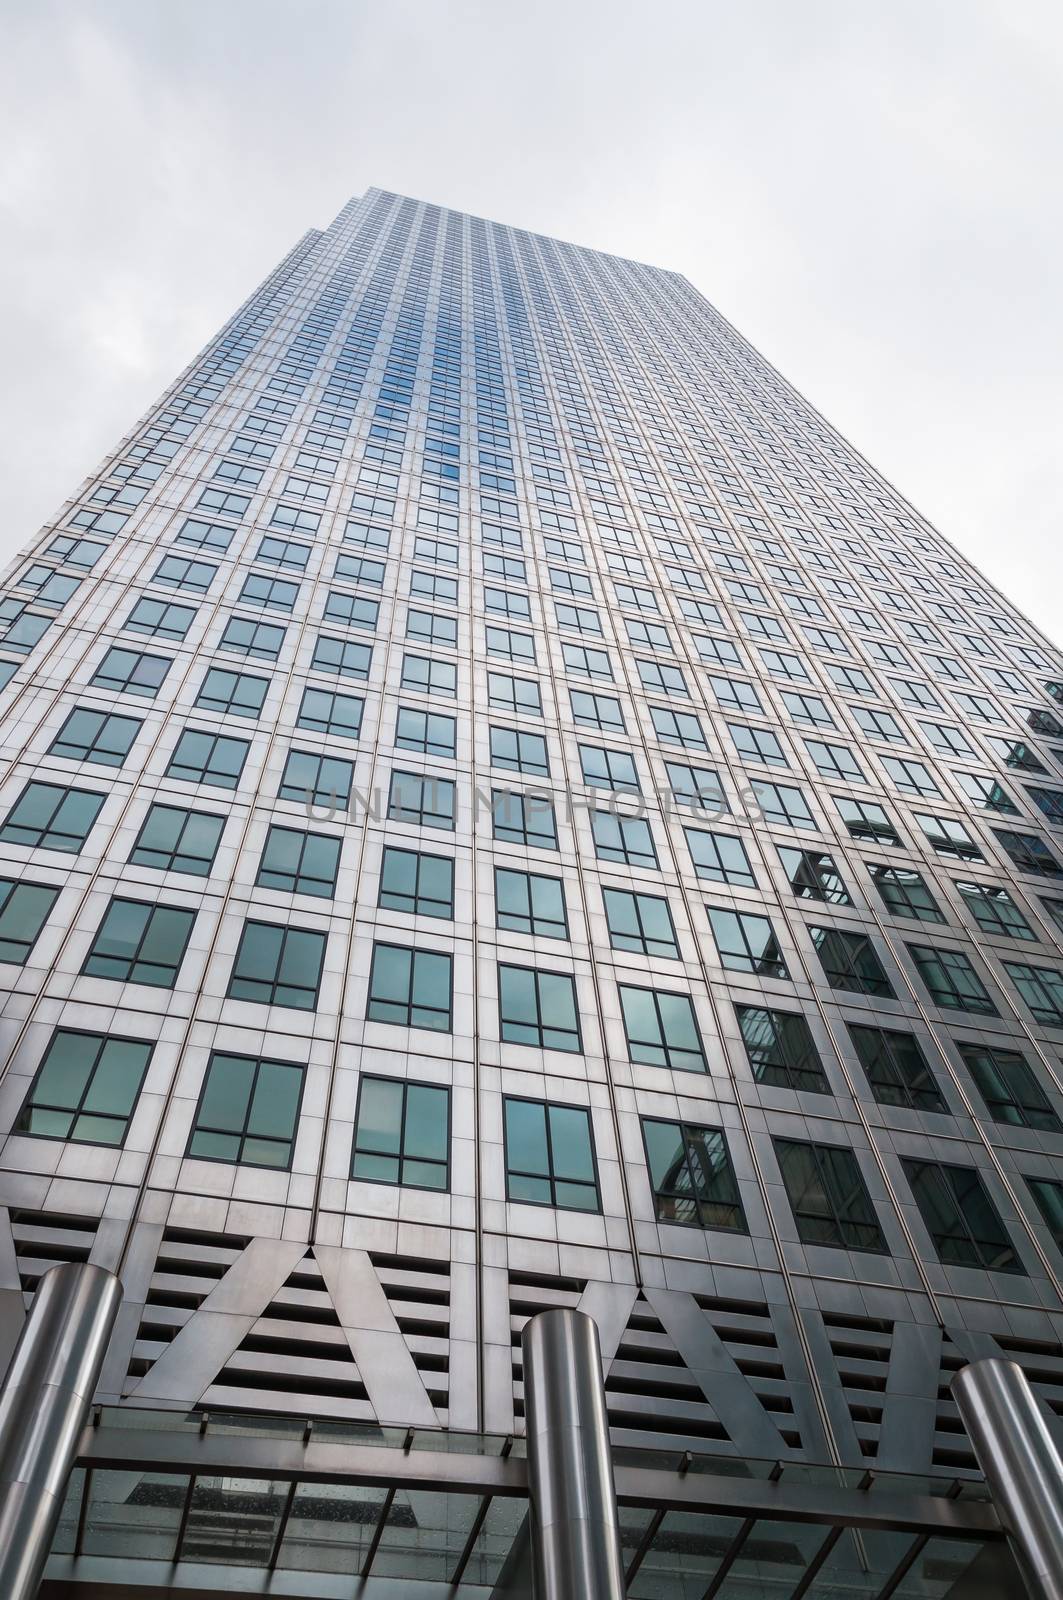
<box><xmin>1</xmin><ymin>0</ymin><xmax>1060</xmax><ymax>642</ymax></box>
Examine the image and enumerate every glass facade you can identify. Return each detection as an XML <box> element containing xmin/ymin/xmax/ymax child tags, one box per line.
<box><xmin>0</xmin><ymin>190</ymin><xmax>1059</xmax><ymax>1592</ymax></box>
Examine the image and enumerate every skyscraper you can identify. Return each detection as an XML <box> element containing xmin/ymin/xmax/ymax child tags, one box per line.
<box><xmin>0</xmin><ymin>187</ymin><xmax>1060</xmax><ymax>1595</ymax></box>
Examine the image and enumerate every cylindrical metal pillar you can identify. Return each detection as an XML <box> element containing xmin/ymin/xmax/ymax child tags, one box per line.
<box><xmin>952</xmin><ymin>1357</ymin><xmax>1063</xmax><ymax>1600</ymax></box>
<box><xmin>521</xmin><ymin>1308</ymin><xmax>625</xmax><ymax>1600</ymax></box>
<box><xmin>0</xmin><ymin>1261</ymin><xmax>122</xmax><ymax>1600</ymax></box>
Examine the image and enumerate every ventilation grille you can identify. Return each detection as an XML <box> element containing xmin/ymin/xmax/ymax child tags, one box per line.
<box><xmin>10</xmin><ymin>1208</ymin><xmax>100</xmax><ymax>1290</ymax></box>
<box><xmin>128</xmin><ymin>1232</ymin><xmax>451</xmax><ymax>1424</ymax></box>
<box><xmin>508</xmin><ymin>1276</ymin><xmax>801</xmax><ymax>1455</ymax></box>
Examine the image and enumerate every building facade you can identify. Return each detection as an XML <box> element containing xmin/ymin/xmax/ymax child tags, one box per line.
<box><xmin>1</xmin><ymin>188</ymin><xmax>1061</xmax><ymax>1595</ymax></box>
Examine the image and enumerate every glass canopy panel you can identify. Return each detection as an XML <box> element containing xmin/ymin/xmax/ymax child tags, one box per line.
<box><xmin>453</xmin><ymin>1497</ymin><xmax>529</xmax><ymax>1590</ymax></box>
<box><xmin>275</xmin><ymin>1479</ymin><xmax>389</xmax><ymax>1576</ymax></box>
<box><xmin>179</xmin><ymin>1475</ymin><xmax>287</xmax><ymax>1566</ymax></box>
<box><xmin>371</xmin><ymin>1487</ymin><xmax>484</xmax><ymax>1581</ymax></box>
<box><xmin>82</xmin><ymin>1469</ymin><xmax>186</xmax><ymax>1560</ymax></box>
<box><xmin>631</xmin><ymin>1507</ymin><xmax>749</xmax><ymax>1599</ymax></box>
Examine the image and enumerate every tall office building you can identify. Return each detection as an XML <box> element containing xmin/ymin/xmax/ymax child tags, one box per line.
<box><xmin>0</xmin><ymin>188</ymin><xmax>1060</xmax><ymax>1596</ymax></box>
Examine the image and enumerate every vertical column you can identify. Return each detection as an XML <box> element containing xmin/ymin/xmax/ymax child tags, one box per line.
<box><xmin>0</xmin><ymin>1261</ymin><xmax>122</xmax><ymax>1600</ymax></box>
<box><xmin>952</xmin><ymin>1357</ymin><xmax>1063</xmax><ymax>1600</ymax></box>
<box><xmin>521</xmin><ymin>1308</ymin><xmax>625</xmax><ymax>1600</ymax></box>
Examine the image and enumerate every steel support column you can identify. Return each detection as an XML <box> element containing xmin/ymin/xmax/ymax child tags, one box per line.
<box><xmin>0</xmin><ymin>1261</ymin><xmax>122</xmax><ymax>1600</ymax></box>
<box><xmin>952</xmin><ymin>1357</ymin><xmax>1063</xmax><ymax>1600</ymax></box>
<box><xmin>520</xmin><ymin>1308</ymin><xmax>625</xmax><ymax>1600</ymax></box>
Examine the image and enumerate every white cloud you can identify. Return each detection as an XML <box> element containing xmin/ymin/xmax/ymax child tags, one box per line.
<box><xmin>0</xmin><ymin>0</ymin><xmax>1059</xmax><ymax>642</ymax></box>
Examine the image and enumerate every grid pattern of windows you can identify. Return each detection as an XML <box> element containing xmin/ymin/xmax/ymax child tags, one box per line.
<box><xmin>3</xmin><ymin>188</ymin><xmax>1063</xmax><ymax>1490</ymax></box>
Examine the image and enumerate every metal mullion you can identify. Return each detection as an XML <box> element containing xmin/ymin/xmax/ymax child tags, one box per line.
<box><xmin>624</xmin><ymin>1504</ymin><xmax>666</xmax><ymax>1586</ymax></box>
<box><xmin>266</xmin><ymin>1476</ymin><xmax>299</xmax><ymax>1572</ymax></box>
<box><xmin>73</xmin><ymin>1465</ymin><xmax>92</xmax><ymax>1556</ymax></box>
<box><xmin>449</xmin><ymin>1494</ymin><xmax>492</xmax><ymax>1586</ymax></box>
<box><xmin>172</xmin><ymin>1472</ymin><xmax>198</xmax><ymax>1564</ymax></box>
<box><xmin>699</xmin><ymin>1513</ymin><xmax>757</xmax><ymax>1600</ymax></box>
<box><xmin>871</xmin><ymin>1531</ymin><xmax>928</xmax><ymax>1600</ymax></box>
<box><xmin>789</xmin><ymin>1523</ymin><xmax>845</xmax><ymax>1600</ymax></box>
<box><xmin>360</xmin><ymin>1484</ymin><xmax>397</xmax><ymax>1576</ymax></box>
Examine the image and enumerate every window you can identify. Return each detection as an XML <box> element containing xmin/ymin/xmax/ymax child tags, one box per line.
<box><xmin>902</xmin><ymin>1159</ymin><xmax>1023</xmax><ymax>1273</ymax></box>
<box><xmin>311</xmin><ymin>634</ymin><xmax>372</xmax><ymax>679</ymax></box>
<box><xmin>351</xmin><ymin>1077</ymin><xmax>449</xmax><ymax>1189</ymax></box>
<box><xmin>240</xmin><ymin>573</ymin><xmax>299</xmax><ymax>612</ymax></box>
<box><xmin>684</xmin><ymin>827</ymin><xmax>756</xmax><ymax>887</ymax></box>
<box><xmin>959</xmin><ymin>1042</ymin><xmax>1060</xmax><ymax>1131</ymax></box>
<box><xmin>778</xmin><ymin>847</ymin><xmax>849</xmax><ymax>905</ymax></box>
<box><xmin>195</xmin><ymin>667</ymin><xmax>268</xmax><ymax>720</ymax></box>
<box><xmin>504</xmin><ymin>1097</ymin><xmax>599</xmax><ymax>1210</ymax></box>
<box><xmin>807</xmin><ymin>740</ymin><xmax>865</xmax><ymax>782</ymax></box>
<box><xmin>129</xmin><ymin>803</ymin><xmax>224</xmax><ymax>875</ymax></box>
<box><xmin>848</xmin><ymin>1024</ymin><xmax>946</xmax><ymax>1112</ymax></box>
<box><xmin>881</xmin><ymin>756</ymin><xmax>941</xmax><ymax>798</ymax></box>
<box><xmin>401</xmin><ymin>653</ymin><xmax>456</xmax><ymax>697</ymax></box>
<box><xmin>166</xmin><ymin>728</ymin><xmax>248</xmax><ymax>790</ymax></box>
<box><xmin>219</xmin><ymin>616</ymin><xmax>284</xmax><ymax>661</ymax></box>
<box><xmin>485</xmin><ymin>624</ymin><xmax>532</xmax><ymax>661</ymax></box>
<box><xmin>388</xmin><ymin>771</ymin><xmax>456</xmax><ymax>831</ymax></box>
<box><xmin>708</xmin><ymin>675</ymin><xmax>762</xmax><ymax>714</ymax></box>
<box><xmin>955</xmin><ymin>881</ymin><xmax>1034</xmax><ymax>940</ymax></box>
<box><xmin>48</xmin><ymin>707</ymin><xmax>140</xmax><ymax>767</ymax></box>
<box><xmin>730</xmin><ymin>724</ymin><xmax>788</xmax><ymax>767</ymax></box>
<box><xmin>257</xmin><ymin>535</ymin><xmax>310</xmax><ymax>571</ymax></box>
<box><xmin>367</xmin><ymin>942</ymin><xmax>452</xmax><ymax>1030</ymax></box>
<box><xmin>562</xmin><ymin>642</ymin><xmax>612</xmax><ymax>679</ymax></box>
<box><xmin>852</xmin><ymin>706</ymin><xmax>904</xmax><ymax>743</ymax></box>
<box><xmin>491</xmin><ymin>789</ymin><xmax>557</xmax><ymax>849</ymax></box>
<box><xmin>774</xmin><ymin>1138</ymin><xmax>886</xmax><ymax>1253</ymax></box>
<box><xmin>410</xmin><ymin>569</ymin><xmax>456</xmax><ymax>604</ymax></box>
<box><xmin>600</xmin><ymin>885</ymin><xmax>678</xmax><ymax>957</ymax></box>
<box><xmin>954</xmin><ymin>772</ymin><xmax>1018</xmax><ymax>815</ymax></box>
<box><xmin>228</xmin><ymin>920</ymin><xmax>326</xmax><ymax>1010</ymax></box>
<box><xmin>125</xmin><ymin>597</ymin><xmax>195</xmax><ymax>640</ymax></box>
<box><xmin>188</xmin><ymin>1051</ymin><xmax>304</xmax><ymax>1168</ymax></box>
<box><xmin>0</xmin><ymin>782</ymin><xmax>104</xmax><ymax>853</ymax></box>
<box><xmin>810</xmin><ymin>927</ymin><xmax>895</xmax><ymax>996</ymax></box>
<box><xmin>83</xmin><ymin>896</ymin><xmax>194</xmax><ymax>987</ymax></box>
<box><xmin>491</xmin><ymin>726</ymin><xmax>549</xmax><ymax>777</ymax></box>
<box><xmin>835</xmin><ymin>797</ymin><xmax>901</xmax><ymax>846</ymax></box>
<box><xmin>280</xmin><ymin>749</ymin><xmax>353</xmax><ymax>810</ymax></box>
<box><xmin>257</xmin><ymin>826</ymin><xmax>340</xmax><ymax>898</ymax></box>
<box><xmin>297</xmin><ymin>686</ymin><xmax>362</xmax><ymax>740</ymax></box>
<box><xmin>153</xmin><ymin>554</ymin><xmax>216</xmax><ymax>592</ymax></box>
<box><xmin>1003</xmin><ymin>961</ymin><xmax>1063</xmax><ymax>1026</ymax></box>
<box><xmin>570</xmin><ymin>689</ymin><xmax>624</xmax><ymax>732</ymax></box>
<box><xmin>490</xmin><ymin>672</ymin><xmax>542</xmax><ymax>716</ymax></box>
<box><xmin>750</xmin><ymin>779</ymin><xmax>816</xmax><ymax>830</ymax></box>
<box><xmin>642</xmin><ymin>1119</ymin><xmax>745</xmax><ymax>1230</ymax></box>
<box><xmin>0</xmin><ymin>878</ymin><xmax>59</xmax><ymax>964</ymax></box>
<box><xmin>1028</xmin><ymin>1178</ymin><xmax>1063</xmax><ymax>1251</ymax></box>
<box><xmin>736</xmin><ymin>1005</ymin><xmax>828</xmax><ymax>1093</ymax></box>
<box><xmin>907</xmin><ymin>945</ymin><xmax>998</xmax><ymax>1015</ymax></box>
<box><xmin>491</xmin><ymin>588</ymin><xmax>533</xmax><ymax>622</ymax></box>
<box><xmin>649</xmin><ymin>707</ymin><xmax>706</xmax><ymax>750</ymax></box>
<box><xmin>778</xmin><ymin>694</ymin><xmax>832</xmax><ymax>732</ymax></box>
<box><xmin>495</xmin><ymin>867</ymin><xmax>567</xmax><ymax>939</ymax></box>
<box><xmin>579</xmin><ymin>744</ymin><xmax>639</xmax><ymax>792</ymax></box>
<box><xmin>91</xmin><ymin>646</ymin><xmax>170</xmax><ymax>698</ymax></box>
<box><xmin>324</xmin><ymin>591</ymin><xmax>379</xmax><ymax>632</ymax></box>
<box><xmin>1040</xmin><ymin>896</ymin><xmax>1063</xmax><ymax>937</ymax></box>
<box><xmin>915</xmin><ymin>813</ymin><xmax>983</xmax><ymax>861</ymax></box>
<box><xmin>499</xmin><ymin>963</ymin><xmax>581</xmax><ymax>1052</ymax></box>
<box><xmin>666</xmin><ymin>761</ymin><xmax>726</xmax><ymax>811</ymax></box>
<box><xmin>377</xmin><ymin>847</ymin><xmax>453</xmax><ymax>919</ymax></box>
<box><xmin>638</xmin><ymin>660</ymin><xmax>688</xmax><ymax>697</ymax></box>
<box><xmin>869</xmin><ymin>864</ymin><xmax>945</xmax><ymax>923</ymax></box>
<box><xmin>17</xmin><ymin>1028</ymin><xmax>152</xmax><ymax>1146</ymax></box>
<box><xmin>591</xmin><ymin>810</ymin><xmax>657</xmax><ymax>869</ymax></box>
<box><xmin>707</xmin><ymin>908</ymin><xmax>788</xmax><ymax>977</ymax></box>
<box><xmin>994</xmin><ymin>829</ymin><xmax>1063</xmax><ymax>878</ymax></box>
<box><xmin>396</xmin><ymin>706</ymin><xmax>457</xmax><ymax>759</ymax></box>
